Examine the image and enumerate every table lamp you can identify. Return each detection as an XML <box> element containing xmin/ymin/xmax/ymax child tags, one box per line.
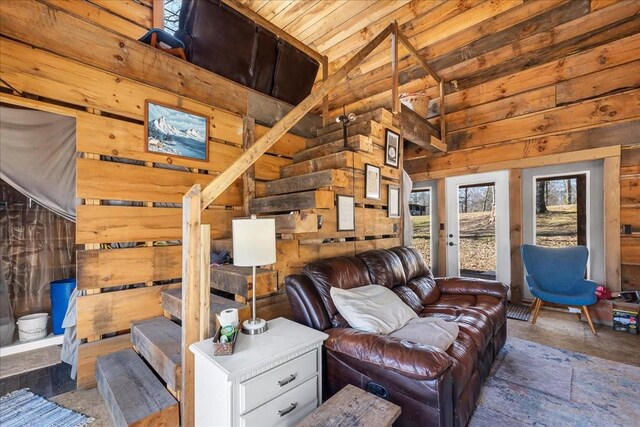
<box><xmin>232</xmin><ymin>215</ymin><xmax>276</xmax><ymax>335</ymax></box>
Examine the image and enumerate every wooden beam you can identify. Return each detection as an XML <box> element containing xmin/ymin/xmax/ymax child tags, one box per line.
<box><xmin>396</xmin><ymin>28</ymin><xmax>442</xmax><ymax>83</ymax></box>
<box><xmin>391</xmin><ymin>22</ymin><xmax>400</xmax><ymax>114</ymax></box>
<box><xmin>152</xmin><ymin>0</ymin><xmax>164</xmax><ymax>28</ymax></box>
<box><xmin>199</xmin><ymin>24</ymin><xmax>395</xmax><ymax>209</ymax></box>
<box><xmin>242</xmin><ymin>116</ymin><xmax>256</xmax><ymax>215</ymax></box>
<box><xmin>220</xmin><ymin>0</ymin><xmax>323</xmax><ymax>63</ymax></box>
<box><xmin>439</xmin><ymin>79</ymin><xmax>446</xmax><ymax>147</ymax></box>
<box><xmin>395</xmin><ymin>107</ymin><xmax>443</xmax><ymax>153</ymax></box>
<box><xmin>509</xmin><ymin>169</ymin><xmax>523</xmax><ymax>303</ymax></box>
<box><xmin>181</xmin><ymin>185</ymin><xmax>202</xmax><ymax>427</ymax></box>
<box><xmin>604</xmin><ymin>156</ymin><xmax>622</xmax><ymax>291</ymax></box>
<box><xmin>200</xmin><ymin>224</ymin><xmax>211</xmax><ymax>342</ymax></box>
<box><xmin>322</xmin><ymin>56</ymin><xmax>329</xmax><ymax>126</ymax></box>
<box><xmin>0</xmin><ymin>93</ymin><xmax>77</xmax><ymax>117</ymax></box>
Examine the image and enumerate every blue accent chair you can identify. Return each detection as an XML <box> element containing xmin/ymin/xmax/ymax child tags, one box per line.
<box><xmin>521</xmin><ymin>244</ymin><xmax>598</xmax><ymax>334</ymax></box>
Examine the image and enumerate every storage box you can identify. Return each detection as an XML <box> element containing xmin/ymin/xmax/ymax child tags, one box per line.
<box><xmin>612</xmin><ymin>301</ymin><xmax>639</xmax><ymax>334</ymax></box>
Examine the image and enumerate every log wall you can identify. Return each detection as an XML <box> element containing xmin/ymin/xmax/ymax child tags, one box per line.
<box><xmin>403</xmin><ymin>1</ymin><xmax>640</xmax><ymax>298</ymax></box>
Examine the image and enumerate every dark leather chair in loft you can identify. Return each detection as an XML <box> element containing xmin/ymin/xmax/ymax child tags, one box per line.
<box><xmin>521</xmin><ymin>244</ymin><xmax>598</xmax><ymax>334</ymax></box>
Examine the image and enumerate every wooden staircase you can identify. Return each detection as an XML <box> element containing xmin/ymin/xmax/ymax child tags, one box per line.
<box><xmin>96</xmin><ymin>267</ymin><xmax>256</xmax><ymax>426</ymax></box>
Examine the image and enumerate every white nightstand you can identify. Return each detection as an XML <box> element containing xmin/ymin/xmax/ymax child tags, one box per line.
<box><xmin>189</xmin><ymin>317</ymin><xmax>328</xmax><ymax>427</ymax></box>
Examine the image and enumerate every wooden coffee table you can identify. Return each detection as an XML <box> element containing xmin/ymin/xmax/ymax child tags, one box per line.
<box><xmin>297</xmin><ymin>384</ymin><xmax>401</xmax><ymax>427</ymax></box>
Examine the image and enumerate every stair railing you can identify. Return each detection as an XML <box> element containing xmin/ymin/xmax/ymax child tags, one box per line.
<box><xmin>180</xmin><ymin>22</ymin><xmax>444</xmax><ymax>426</ymax></box>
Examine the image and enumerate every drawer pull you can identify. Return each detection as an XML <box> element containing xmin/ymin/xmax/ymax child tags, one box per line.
<box><xmin>277</xmin><ymin>374</ymin><xmax>297</xmax><ymax>387</ymax></box>
<box><xmin>278</xmin><ymin>402</ymin><xmax>298</xmax><ymax>417</ymax></box>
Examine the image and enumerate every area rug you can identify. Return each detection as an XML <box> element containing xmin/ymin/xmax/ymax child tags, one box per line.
<box><xmin>469</xmin><ymin>338</ymin><xmax>640</xmax><ymax>426</ymax></box>
<box><xmin>0</xmin><ymin>388</ymin><xmax>94</xmax><ymax>427</ymax></box>
<box><xmin>506</xmin><ymin>303</ymin><xmax>531</xmax><ymax>321</ymax></box>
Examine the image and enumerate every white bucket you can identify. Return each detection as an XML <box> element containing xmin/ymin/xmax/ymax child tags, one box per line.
<box><xmin>16</xmin><ymin>313</ymin><xmax>48</xmax><ymax>343</ymax></box>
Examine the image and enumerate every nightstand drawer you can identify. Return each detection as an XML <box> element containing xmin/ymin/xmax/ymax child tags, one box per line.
<box><xmin>240</xmin><ymin>349</ymin><xmax>317</xmax><ymax>412</ymax></box>
<box><xmin>241</xmin><ymin>376</ymin><xmax>318</xmax><ymax>427</ymax></box>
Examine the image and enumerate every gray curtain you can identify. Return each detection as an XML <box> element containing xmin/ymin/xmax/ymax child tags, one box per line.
<box><xmin>402</xmin><ymin>169</ymin><xmax>413</xmax><ymax>246</ymax></box>
<box><xmin>0</xmin><ymin>106</ymin><xmax>77</xmax><ymax>221</ymax></box>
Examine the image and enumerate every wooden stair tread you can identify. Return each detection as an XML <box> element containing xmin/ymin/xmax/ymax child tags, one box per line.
<box><xmin>293</xmin><ymin>134</ymin><xmax>373</xmax><ymax>163</ymax></box>
<box><xmin>265</xmin><ymin>169</ymin><xmax>349</xmax><ymax>196</ymax></box>
<box><xmin>314</xmin><ymin>108</ymin><xmax>393</xmax><ymax>137</ymax></box>
<box><xmin>162</xmin><ymin>287</ymin><xmax>248</xmax><ymax>321</ymax></box>
<box><xmin>96</xmin><ymin>349</ymin><xmax>179</xmax><ymax>427</ymax></box>
<box><xmin>249</xmin><ymin>190</ymin><xmax>334</xmax><ymax>214</ymax></box>
<box><xmin>210</xmin><ymin>264</ymin><xmax>278</xmax><ymax>297</ymax></box>
<box><xmin>307</xmin><ymin>120</ymin><xmax>379</xmax><ymax>148</ymax></box>
<box><xmin>131</xmin><ymin>317</ymin><xmax>182</xmax><ymax>394</ymax></box>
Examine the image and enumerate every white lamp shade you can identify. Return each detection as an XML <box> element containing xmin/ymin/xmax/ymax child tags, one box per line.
<box><xmin>232</xmin><ymin>217</ymin><xmax>276</xmax><ymax>266</ymax></box>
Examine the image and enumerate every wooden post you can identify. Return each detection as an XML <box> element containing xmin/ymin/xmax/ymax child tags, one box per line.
<box><xmin>199</xmin><ymin>224</ymin><xmax>211</xmax><ymax>341</ymax></box>
<box><xmin>181</xmin><ymin>184</ymin><xmax>202</xmax><ymax>427</ymax></box>
<box><xmin>604</xmin><ymin>154</ymin><xmax>621</xmax><ymax>292</ymax></box>
<box><xmin>391</xmin><ymin>22</ymin><xmax>400</xmax><ymax>114</ymax></box>
<box><xmin>152</xmin><ymin>0</ymin><xmax>165</xmax><ymax>28</ymax></box>
<box><xmin>242</xmin><ymin>116</ymin><xmax>256</xmax><ymax>215</ymax></box>
<box><xmin>322</xmin><ymin>56</ymin><xmax>330</xmax><ymax>127</ymax></box>
<box><xmin>437</xmin><ymin>178</ymin><xmax>446</xmax><ymax>277</ymax></box>
<box><xmin>509</xmin><ymin>169</ymin><xmax>523</xmax><ymax>303</ymax></box>
<box><xmin>200</xmin><ymin>24</ymin><xmax>394</xmax><ymax>210</ymax></box>
<box><xmin>439</xmin><ymin>79</ymin><xmax>446</xmax><ymax>147</ymax></box>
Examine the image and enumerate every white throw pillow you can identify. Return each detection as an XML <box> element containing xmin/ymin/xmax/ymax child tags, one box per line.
<box><xmin>330</xmin><ymin>285</ymin><xmax>417</xmax><ymax>334</ymax></box>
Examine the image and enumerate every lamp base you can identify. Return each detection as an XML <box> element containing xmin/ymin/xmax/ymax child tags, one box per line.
<box><xmin>241</xmin><ymin>318</ymin><xmax>268</xmax><ymax>335</ymax></box>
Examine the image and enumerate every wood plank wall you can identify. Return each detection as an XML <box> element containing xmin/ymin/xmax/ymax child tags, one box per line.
<box><xmin>402</xmin><ymin>1</ymin><xmax>640</xmax><ymax>298</ymax></box>
<box><xmin>0</xmin><ymin>0</ymin><xmax>309</xmax><ymax>387</ymax></box>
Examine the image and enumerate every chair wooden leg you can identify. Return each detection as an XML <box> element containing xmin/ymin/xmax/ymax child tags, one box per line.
<box><xmin>582</xmin><ymin>305</ymin><xmax>597</xmax><ymax>335</ymax></box>
<box><xmin>529</xmin><ymin>298</ymin><xmax>539</xmax><ymax>313</ymax></box>
<box><xmin>532</xmin><ymin>299</ymin><xmax>543</xmax><ymax>325</ymax></box>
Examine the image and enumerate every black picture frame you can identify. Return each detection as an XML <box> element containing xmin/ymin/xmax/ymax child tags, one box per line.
<box><xmin>388</xmin><ymin>185</ymin><xmax>401</xmax><ymax>218</ymax></box>
<box><xmin>384</xmin><ymin>128</ymin><xmax>400</xmax><ymax>168</ymax></box>
<box><xmin>336</xmin><ymin>195</ymin><xmax>355</xmax><ymax>231</ymax></box>
<box><xmin>364</xmin><ymin>163</ymin><xmax>381</xmax><ymax>200</ymax></box>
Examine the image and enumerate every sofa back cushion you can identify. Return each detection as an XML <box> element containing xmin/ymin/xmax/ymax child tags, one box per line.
<box><xmin>390</xmin><ymin>246</ymin><xmax>441</xmax><ymax>305</ymax></box>
<box><xmin>356</xmin><ymin>249</ymin><xmax>407</xmax><ymax>289</ymax></box>
<box><xmin>303</xmin><ymin>256</ymin><xmax>372</xmax><ymax>327</ymax></box>
<box><xmin>330</xmin><ymin>285</ymin><xmax>417</xmax><ymax>334</ymax></box>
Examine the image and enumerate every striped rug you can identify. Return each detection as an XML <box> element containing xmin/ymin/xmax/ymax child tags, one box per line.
<box><xmin>507</xmin><ymin>303</ymin><xmax>531</xmax><ymax>321</ymax></box>
<box><xmin>0</xmin><ymin>388</ymin><xmax>94</xmax><ymax>427</ymax></box>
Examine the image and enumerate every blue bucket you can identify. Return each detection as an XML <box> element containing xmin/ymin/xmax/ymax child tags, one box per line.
<box><xmin>50</xmin><ymin>278</ymin><xmax>76</xmax><ymax>335</ymax></box>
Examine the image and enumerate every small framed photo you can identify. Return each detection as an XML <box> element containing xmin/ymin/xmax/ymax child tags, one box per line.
<box><xmin>364</xmin><ymin>163</ymin><xmax>381</xmax><ymax>200</ymax></box>
<box><xmin>336</xmin><ymin>195</ymin><xmax>355</xmax><ymax>231</ymax></box>
<box><xmin>388</xmin><ymin>185</ymin><xmax>401</xmax><ymax>218</ymax></box>
<box><xmin>145</xmin><ymin>100</ymin><xmax>209</xmax><ymax>161</ymax></box>
<box><xmin>384</xmin><ymin>129</ymin><xmax>400</xmax><ymax>168</ymax></box>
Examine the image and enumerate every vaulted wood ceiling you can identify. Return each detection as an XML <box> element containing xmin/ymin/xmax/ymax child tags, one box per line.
<box><xmin>233</xmin><ymin>0</ymin><xmax>639</xmax><ymax>117</ymax></box>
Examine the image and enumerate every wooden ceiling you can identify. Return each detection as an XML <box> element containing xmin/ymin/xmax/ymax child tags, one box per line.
<box><xmin>231</xmin><ymin>0</ymin><xmax>639</xmax><ymax>117</ymax></box>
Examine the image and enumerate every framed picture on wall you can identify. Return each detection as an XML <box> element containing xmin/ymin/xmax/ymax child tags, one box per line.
<box><xmin>145</xmin><ymin>100</ymin><xmax>209</xmax><ymax>161</ymax></box>
<box><xmin>388</xmin><ymin>185</ymin><xmax>401</xmax><ymax>218</ymax></box>
<box><xmin>336</xmin><ymin>195</ymin><xmax>355</xmax><ymax>231</ymax></box>
<box><xmin>384</xmin><ymin>129</ymin><xmax>400</xmax><ymax>168</ymax></box>
<box><xmin>364</xmin><ymin>163</ymin><xmax>381</xmax><ymax>200</ymax></box>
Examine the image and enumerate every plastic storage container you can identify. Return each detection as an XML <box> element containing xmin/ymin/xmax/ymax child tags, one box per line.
<box><xmin>50</xmin><ymin>278</ymin><xmax>76</xmax><ymax>335</ymax></box>
<box><xmin>17</xmin><ymin>313</ymin><xmax>48</xmax><ymax>342</ymax></box>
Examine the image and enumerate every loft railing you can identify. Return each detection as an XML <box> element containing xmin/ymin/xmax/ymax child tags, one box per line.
<box><xmin>179</xmin><ymin>22</ymin><xmax>444</xmax><ymax>426</ymax></box>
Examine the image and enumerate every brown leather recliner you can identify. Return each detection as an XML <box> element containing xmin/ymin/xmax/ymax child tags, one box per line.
<box><xmin>285</xmin><ymin>246</ymin><xmax>508</xmax><ymax>427</ymax></box>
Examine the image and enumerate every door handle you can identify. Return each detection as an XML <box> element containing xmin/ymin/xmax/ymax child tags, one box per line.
<box><xmin>448</xmin><ymin>242</ymin><xmax>455</xmax><ymax>246</ymax></box>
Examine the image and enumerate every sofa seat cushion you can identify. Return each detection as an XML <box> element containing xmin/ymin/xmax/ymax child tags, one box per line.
<box><xmin>419</xmin><ymin>310</ymin><xmax>492</xmax><ymax>354</ymax></box>
<box><xmin>427</xmin><ymin>293</ymin><xmax>505</xmax><ymax>337</ymax></box>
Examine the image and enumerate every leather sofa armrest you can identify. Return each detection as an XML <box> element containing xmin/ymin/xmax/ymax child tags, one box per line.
<box><xmin>324</xmin><ymin>328</ymin><xmax>452</xmax><ymax>381</ymax></box>
<box><xmin>285</xmin><ymin>274</ymin><xmax>331</xmax><ymax>331</ymax></box>
<box><xmin>436</xmin><ymin>277</ymin><xmax>508</xmax><ymax>300</ymax></box>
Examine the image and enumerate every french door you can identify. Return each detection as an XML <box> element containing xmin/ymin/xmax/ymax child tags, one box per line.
<box><xmin>445</xmin><ymin>171</ymin><xmax>510</xmax><ymax>288</ymax></box>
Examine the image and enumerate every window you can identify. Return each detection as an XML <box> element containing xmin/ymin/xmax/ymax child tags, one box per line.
<box><xmin>164</xmin><ymin>0</ymin><xmax>182</xmax><ymax>34</ymax></box>
<box><xmin>409</xmin><ymin>189</ymin><xmax>432</xmax><ymax>267</ymax></box>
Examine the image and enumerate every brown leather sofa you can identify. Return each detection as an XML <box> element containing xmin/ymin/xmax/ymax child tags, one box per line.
<box><xmin>285</xmin><ymin>246</ymin><xmax>508</xmax><ymax>427</ymax></box>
